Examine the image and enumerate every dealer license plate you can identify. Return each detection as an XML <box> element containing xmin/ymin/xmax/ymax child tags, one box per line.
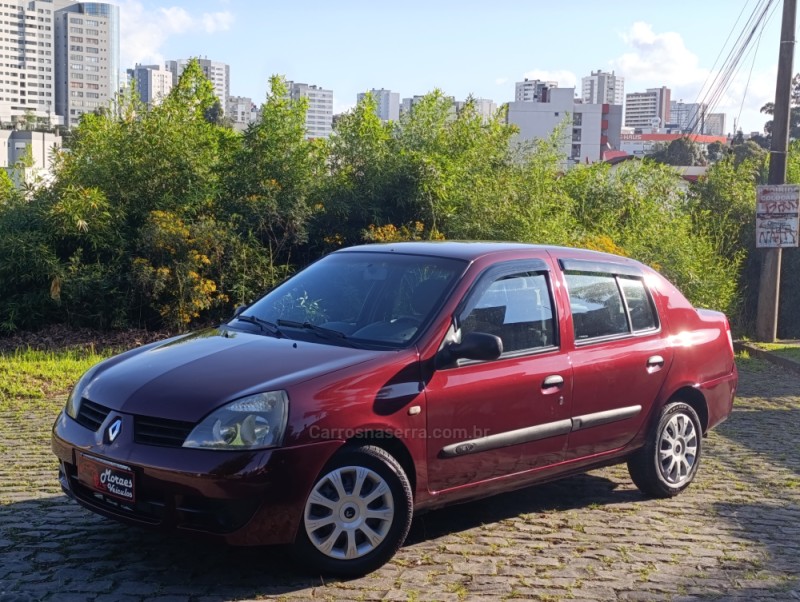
<box><xmin>76</xmin><ymin>453</ymin><xmax>136</xmax><ymax>503</ymax></box>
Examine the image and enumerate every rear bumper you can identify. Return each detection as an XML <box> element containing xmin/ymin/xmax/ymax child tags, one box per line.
<box><xmin>52</xmin><ymin>410</ymin><xmax>342</xmax><ymax>546</ymax></box>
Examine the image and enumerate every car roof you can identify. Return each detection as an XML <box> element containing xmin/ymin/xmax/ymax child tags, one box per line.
<box><xmin>336</xmin><ymin>241</ymin><xmax>548</xmax><ymax>261</ymax></box>
<box><xmin>335</xmin><ymin>241</ymin><xmax>645</xmax><ymax>267</ymax></box>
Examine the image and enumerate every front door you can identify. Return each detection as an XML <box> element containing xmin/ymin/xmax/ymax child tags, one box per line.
<box><xmin>424</xmin><ymin>263</ymin><xmax>573</xmax><ymax>492</ymax></box>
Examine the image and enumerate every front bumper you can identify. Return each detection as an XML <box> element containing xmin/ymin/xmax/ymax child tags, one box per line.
<box><xmin>51</xmin><ymin>410</ymin><xmax>342</xmax><ymax>546</ymax></box>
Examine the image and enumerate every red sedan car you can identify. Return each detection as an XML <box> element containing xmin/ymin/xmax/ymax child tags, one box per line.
<box><xmin>52</xmin><ymin>242</ymin><xmax>737</xmax><ymax>576</ymax></box>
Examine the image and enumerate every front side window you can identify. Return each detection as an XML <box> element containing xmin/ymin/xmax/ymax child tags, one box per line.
<box><xmin>460</xmin><ymin>271</ymin><xmax>555</xmax><ymax>354</ymax></box>
<box><xmin>238</xmin><ymin>252</ymin><xmax>466</xmax><ymax>348</ymax></box>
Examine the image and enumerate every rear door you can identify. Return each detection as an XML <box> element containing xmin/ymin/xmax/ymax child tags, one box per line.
<box><xmin>557</xmin><ymin>258</ymin><xmax>673</xmax><ymax>460</ymax></box>
<box><xmin>424</xmin><ymin>260</ymin><xmax>573</xmax><ymax>492</ymax></box>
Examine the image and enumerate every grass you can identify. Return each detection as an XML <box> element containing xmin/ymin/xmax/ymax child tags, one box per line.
<box><xmin>0</xmin><ymin>346</ymin><xmax>113</xmax><ymax>405</ymax></box>
<box><xmin>750</xmin><ymin>342</ymin><xmax>800</xmax><ymax>362</ymax></box>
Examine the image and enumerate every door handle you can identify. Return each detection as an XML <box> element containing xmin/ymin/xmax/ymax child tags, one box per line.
<box><xmin>647</xmin><ymin>355</ymin><xmax>665</xmax><ymax>369</ymax></box>
<box><xmin>542</xmin><ymin>375</ymin><xmax>564</xmax><ymax>389</ymax></box>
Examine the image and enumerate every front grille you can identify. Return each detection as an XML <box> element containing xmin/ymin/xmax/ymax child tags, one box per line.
<box><xmin>75</xmin><ymin>399</ymin><xmax>111</xmax><ymax>432</ymax></box>
<box><xmin>134</xmin><ymin>415</ymin><xmax>194</xmax><ymax>447</ymax></box>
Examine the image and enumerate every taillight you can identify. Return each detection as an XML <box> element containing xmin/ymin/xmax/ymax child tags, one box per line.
<box><xmin>725</xmin><ymin>318</ymin><xmax>734</xmax><ymax>354</ymax></box>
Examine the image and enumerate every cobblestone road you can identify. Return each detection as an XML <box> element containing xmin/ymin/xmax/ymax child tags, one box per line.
<box><xmin>1</xmin><ymin>356</ymin><xmax>798</xmax><ymax>601</ymax></box>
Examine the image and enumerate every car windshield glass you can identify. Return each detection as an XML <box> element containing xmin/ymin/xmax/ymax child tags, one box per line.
<box><xmin>236</xmin><ymin>251</ymin><xmax>466</xmax><ymax>347</ymax></box>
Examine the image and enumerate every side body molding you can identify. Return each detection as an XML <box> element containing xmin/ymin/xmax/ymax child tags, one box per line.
<box><xmin>439</xmin><ymin>406</ymin><xmax>643</xmax><ymax>458</ymax></box>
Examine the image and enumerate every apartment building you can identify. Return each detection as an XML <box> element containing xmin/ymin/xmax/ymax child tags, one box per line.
<box><xmin>287</xmin><ymin>81</ymin><xmax>332</xmax><ymax>139</ymax></box>
<box><xmin>127</xmin><ymin>64</ymin><xmax>172</xmax><ymax>106</ymax></box>
<box><xmin>166</xmin><ymin>58</ymin><xmax>229</xmax><ymax>109</ymax></box>
<box><xmin>53</xmin><ymin>1</ymin><xmax>119</xmax><ymax>128</ymax></box>
<box><xmin>704</xmin><ymin>112</ymin><xmax>726</xmax><ymax>136</ymax></box>
<box><xmin>582</xmin><ymin>70</ymin><xmax>624</xmax><ymax>105</ymax></box>
<box><xmin>515</xmin><ymin>78</ymin><xmax>557</xmax><ymax>103</ymax></box>
<box><xmin>0</xmin><ymin>0</ymin><xmax>57</xmax><ymax>124</ymax></box>
<box><xmin>625</xmin><ymin>86</ymin><xmax>671</xmax><ymax>129</ymax></box>
<box><xmin>226</xmin><ymin>95</ymin><xmax>257</xmax><ymax>132</ymax></box>
<box><xmin>357</xmin><ymin>88</ymin><xmax>399</xmax><ymax>122</ymax></box>
<box><xmin>506</xmin><ymin>87</ymin><xmax>623</xmax><ymax>166</ymax></box>
<box><xmin>455</xmin><ymin>98</ymin><xmax>497</xmax><ymax>120</ymax></box>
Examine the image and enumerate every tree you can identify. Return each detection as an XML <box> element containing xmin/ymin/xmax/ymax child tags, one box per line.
<box><xmin>221</xmin><ymin>75</ymin><xmax>325</xmax><ymax>301</ymax></box>
<box><xmin>647</xmin><ymin>137</ymin><xmax>707</xmax><ymax>166</ymax></box>
<box><xmin>706</xmin><ymin>141</ymin><xmax>728</xmax><ymax>163</ymax></box>
<box><xmin>761</xmin><ymin>73</ymin><xmax>800</xmax><ymax>140</ymax></box>
<box><xmin>730</xmin><ymin>140</ymin><xmax>768</xmax><ymax>168</ymax></box>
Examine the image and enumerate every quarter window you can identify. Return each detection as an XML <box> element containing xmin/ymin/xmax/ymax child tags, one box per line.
<box><xmin>619</xmin><ymin>277</ymin><xmax>658</xmax><ymax>332</ymax></box>
<box><xmin>460</xmin><ymin>272</ymin><xmax>555</xmax><ymax>353</ymax></box>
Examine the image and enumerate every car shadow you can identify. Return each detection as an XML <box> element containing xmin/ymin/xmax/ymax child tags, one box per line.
<box><xmin>0</xmin><ymin>472</ymin><xmax>641</xmax><ymax>598</ymax></box>
<box><xmin>407</xmin><ymin>471</ymin><xmax>642</xmax><ymax>544</ymax></box>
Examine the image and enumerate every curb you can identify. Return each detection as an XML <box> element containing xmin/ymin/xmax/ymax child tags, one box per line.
<box><xmin>734</xmin><ymin>341</ymin><xmax>800</xmax><ymax>375</ymax></box>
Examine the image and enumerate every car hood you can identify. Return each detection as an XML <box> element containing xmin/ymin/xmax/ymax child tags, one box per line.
<box><xmin>81</xmin><ymin>328</ymin><xmax>387</xmax><ymax>421</ymax></box>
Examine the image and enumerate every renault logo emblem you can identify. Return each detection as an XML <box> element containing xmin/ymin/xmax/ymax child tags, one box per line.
<box><xmin>107</xmin><ymin>418</ymin><xmax>122</xmax><ymax>442</ymax></box>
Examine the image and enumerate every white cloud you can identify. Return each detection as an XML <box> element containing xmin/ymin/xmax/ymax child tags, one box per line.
<box><xmin>613</xmin><ymin>22</ymin><xmax>707</xmax><ymax>87</ymax></box>
<box><xmin>158</xmin><ymin>6</ymin><xmax>194</xmax><ymax>33</ymax></box>
<box><xmin>612</xmin><ymin>21</ymin><xmax>776</xmax><ymax>132</ymax></box>
<box><xmin>495</xmin><ymin>77</ymin><xmax>508</xmax><ymax>86</ymax></box>
<box><xmin>521</xmin><ymin>70</ymin><xmax>577</xmax><ymax>89</ymax></box>
<box><xmin>202</xmin><ymin>12</ymin><xmax>235</xmax><ymax>34</ymax></box>
<box><xmin>116</xmin><ymin>1</ymin><xmax>235</xmax><ymax>68</ymax></box>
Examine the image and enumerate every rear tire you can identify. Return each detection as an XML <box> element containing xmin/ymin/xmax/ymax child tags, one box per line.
<box><xmin>628</xmin><ymin>401</ymin><xmax>702</xmax><ymax>498</ymax></box>
<box><xmin>293</xmin><ymin>445</ymin><xmax>413</xmax><ymax>577</ymax></box>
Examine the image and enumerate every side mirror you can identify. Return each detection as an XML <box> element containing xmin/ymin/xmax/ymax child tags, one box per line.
<box><xmin>439</xmin><ymin>332</ymin><xmax>503</xmax><ymax>366</ymax></box>
<box><xmin>233</xmin><ymin>304</ymin><xmax>247</xmax><ymax>318</ymax></box>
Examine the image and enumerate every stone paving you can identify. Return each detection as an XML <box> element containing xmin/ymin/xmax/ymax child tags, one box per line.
<box><xmin>1</xmin><ymin>355</ymin><xmax>798</xmax><ymax>601</ymax></box>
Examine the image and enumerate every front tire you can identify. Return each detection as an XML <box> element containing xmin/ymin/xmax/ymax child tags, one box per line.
<box><xmin>628</xmin><ymin>401</ymin><xmax>702</xmax><ymax>498</ymax></box>
<box><xmin>293</xmin><ymin>445</ymin><xmax>413</xmax><ymax>577</ymax></box>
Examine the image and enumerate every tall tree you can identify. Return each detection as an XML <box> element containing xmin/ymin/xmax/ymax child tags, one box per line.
<box><xmin>761</xmin><ymin>73</ymin><xmax>800</xmax><ymax>141</ymax></box>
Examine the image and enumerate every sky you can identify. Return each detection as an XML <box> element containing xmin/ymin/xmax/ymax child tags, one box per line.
<box><xmin>113</xmin><ymin>0</ymin><xmax>788</xmax><ymax>134</ymax></box>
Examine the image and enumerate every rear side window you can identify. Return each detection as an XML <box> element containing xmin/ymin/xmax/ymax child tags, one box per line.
<box><xmin>565</xmin><ymin>272</ymin><xmax>658</xmax><ymax>341</ymax></box>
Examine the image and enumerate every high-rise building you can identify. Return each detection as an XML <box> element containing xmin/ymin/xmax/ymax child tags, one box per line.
<box><xmin>515</xmin><ymin>79</ymin><xmax>558</xmax><ymax>103</ymax></box>
<box><xmin>226</xmin><ymin>95</ymin><xmax>257</xmax><ymax>132</ymax></box>
<box><xmin>54</xmin><ymin>1</ymin><xmax>120</xmax><ymax>128</ymax></box>
<box><xmin>357</xmin><ymin>88</ymin><xmax>399</xmax><ymax>122</ymax></box>
<box><xmin>400</xmin><ymin>96</ymin><xmax>425</xmax><ymax>114</ymax></box>
<box><xmin>287</xmin><ymin>81</ymin><xmax>333</xmax><ymax>139</ymax></box>
<box><xmin>166</xmin><ymin>58</ymin><xmax>229</xmax><ymax>110</ymax></box>
<box><xmin>704</xmin><ymin>113</ymin><xmax>727</xmax><ymax>137</ymax></box>
<box><xmin>625</xmin><ymin>87</ymin><xmax>671</xmax><ymax>129</ymax></box>
<box><xmin>582</xmin><ymin>70</ymin><xmax>624</xmax><ymax>105</ymax></box>
<box><xmin>669</xmin><ymin>101</ymin><xmax>727</xmax><ymax>136</ymax></box>
<box><xmin>0</xmin><ymin>0</ymin><xmax>57</xmax><ymax>124</ymax></box>
<box><xmin>127</xmin><ymin>64</ymin><xmax>172</xmax><ymax>106</ymax></box>
<box><xmin>669</xmin><ymin>101</ymin><xmax>705</xmax><ymax>132</ymax></box>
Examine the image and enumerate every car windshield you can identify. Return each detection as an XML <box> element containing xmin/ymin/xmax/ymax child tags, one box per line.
<box><xmin>233</xmin><ymin>251</ymin><xmax>467</xmax><ymax>348</ymax></box>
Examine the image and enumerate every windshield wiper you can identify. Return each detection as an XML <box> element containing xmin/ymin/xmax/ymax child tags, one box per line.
<box><xmin>235</xmin><ymin>314</ymin><xmax>285</xmax><ymax>338</ymax></box>
<box><xmin>276</xmin><ymin>319</ymin><xmax>351</xmax><ymax>342</ymax></box>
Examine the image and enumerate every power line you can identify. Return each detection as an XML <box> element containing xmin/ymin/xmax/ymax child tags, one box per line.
<box><xmin>686</xmin><ymin>0</ymin><xmax>777</xmax><ymax>136</ymax></box>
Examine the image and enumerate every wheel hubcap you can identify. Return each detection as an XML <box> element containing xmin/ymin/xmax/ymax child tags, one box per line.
<box><xmin>304</xmin><ymin>466</ymin><xmax>395</xmax><ymax>560</ymax></box>
<box><xmin>658</xmin><ymin>412</ymin><xmax>698</xmax><ymax>486</ymax></box>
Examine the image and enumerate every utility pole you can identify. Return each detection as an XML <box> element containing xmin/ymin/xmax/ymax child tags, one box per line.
<box><xmin>756</xmin><ymin>0</ymin><xmax>797</xmax><ymax>342</ymax></box>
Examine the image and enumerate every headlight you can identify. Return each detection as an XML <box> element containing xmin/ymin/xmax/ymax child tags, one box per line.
<box><xmin>182</xmin><ymin>391</ymin><xmax>289</xmax><ymax>450</ymax></box>
<box><xmin>65</xmin><ymin>367</ymin><xmax>99</xmax><ymax>419</ymax></box>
